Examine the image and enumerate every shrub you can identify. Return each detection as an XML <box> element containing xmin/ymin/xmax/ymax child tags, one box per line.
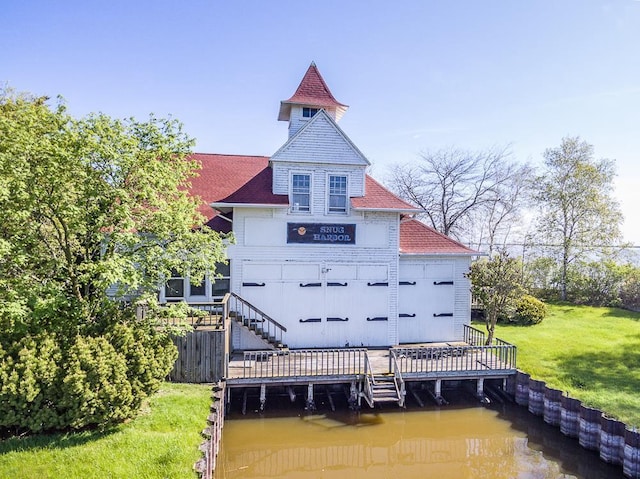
<box><xmin>511</xmin><ymin>295</ymin><xmax>547</xmax><ymax>325</ymax></box>
<box><xmin>567</xmin><ymin>261</ymin><xmax>625</xmax><ymax>307</ymax></box>
<box><xmin>620</xmin><ymin>268</ymin><xmax>640</xmax><ymax>311</ymax></box>
<box><xmin>0</xmin><ymin>322</ymin><xmax>176</xmax><ymax>434</ymax></box>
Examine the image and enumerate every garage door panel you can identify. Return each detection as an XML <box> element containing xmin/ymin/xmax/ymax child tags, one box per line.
<box><xmin>283</xmin><ymin>264</ymin><xmax>320</xmax><ymax>280</ymax></box>
<box><xmin>326</xmin><ymin>264</ymin><xmax>357</xmax><ymax>281</ymax></box>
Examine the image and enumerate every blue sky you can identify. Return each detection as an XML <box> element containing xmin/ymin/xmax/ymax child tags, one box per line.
<box><xmin>3</xmin><ymin>0</ymin><xmax>640</xmax><ymax>244</ymax></box>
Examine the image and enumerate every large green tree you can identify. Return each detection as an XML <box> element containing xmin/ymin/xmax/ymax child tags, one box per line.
<box><xmin>0</xmin><ymin>89</ymin><xmax>226</xmax><ymax>432</ymax></box>
<box><xmin>531</xmin><ymin>136</ymin><xmax>622</xmax><ymax>301</ymax></box>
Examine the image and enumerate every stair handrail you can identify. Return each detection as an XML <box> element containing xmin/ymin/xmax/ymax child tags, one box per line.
<box><xmin>229</xmin><ymin>292</ymin><xmax>287</xmax><ymax>332</ymax></box>
<box><xmin>362</xmin><ymin>351</ymin><xmax>375</xmax><ymax>408</ymax></box>
<box><xmin>389</xmin><ymin>350</ymin><xmax>406</xmax><ymax>407</ymax></box>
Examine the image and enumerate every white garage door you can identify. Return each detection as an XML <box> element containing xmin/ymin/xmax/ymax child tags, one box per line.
<box><xmin>398</xmin><ymin>262</ymin><xmax>455</xmax><ymax>343</ymax></box>
<box><xmin>240</xmin><ymin>262</ymin><xmax>389</xmax><ymax>348</ymax></box>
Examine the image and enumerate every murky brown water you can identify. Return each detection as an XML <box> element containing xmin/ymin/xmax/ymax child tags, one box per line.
<box><xmin>215</xmin><ymin>399</ymin><xmax>625</xmax><ymax>479</ymax></box>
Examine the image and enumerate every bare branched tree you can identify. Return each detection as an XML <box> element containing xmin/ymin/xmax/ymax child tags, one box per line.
<box><xmin>468</xmin><ymin>161</ymin><xmax>534</xmax><ymax>253</ymax></box>
<box><xmin>389</xmin><ymin>146</ymin><xmax>532</xmax><ymax>248</ymax></box>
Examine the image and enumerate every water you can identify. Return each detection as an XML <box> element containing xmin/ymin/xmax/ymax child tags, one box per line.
<box><xmin>215</xmin><ymin>395</ymin><xmax>625</xmax><ymax>479</ymax></box>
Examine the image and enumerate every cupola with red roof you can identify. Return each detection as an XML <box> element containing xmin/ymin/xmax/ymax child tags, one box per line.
<box><xmin>278</xmin><ymin>62</ymin><xmax>348</xmax><ymax>138</ymax></box>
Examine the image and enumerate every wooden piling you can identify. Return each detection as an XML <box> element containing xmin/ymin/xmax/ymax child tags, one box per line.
<box><xmin>527</xmin><ymin>378</ymin><xmax>545</xmax><ymax>416</ymax></box>
<box><xmin>600</xmin><ymin>416</ymin><xmax>625</xmax><ymax>466</ymax></box>
<box><xmin>194</xmin><ymin>382</ymin><xmax>226</xmax><ymax>479</ymax></box>
<box><xmin>515</xmin><ymin>371</ymin><xmax>530</xmax><ymax>406</ymax></box>
<box><xmin>579</xmin><ymin>405</ymin><xmax>602</xmax><ymax>451</ymax></box>
<box><xmin>624</xmin><ymin>428</ymin><xmax>640</xmax><ymax>479</ymax></box>
<box><xmin>543</xmin><ymin>386</ymin><xmax>563</xmax><ymax>427</ymax></box>
<box><xmin>560</xmin><ymin>395</ymin><xmax>581</xmax><ymax>438</ymax></box>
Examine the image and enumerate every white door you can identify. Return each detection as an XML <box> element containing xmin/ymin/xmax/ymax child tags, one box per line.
<box><xmin>399</xmin><ymin>262</ymin><xmax>455</xmax><ymax>343</ymax></box>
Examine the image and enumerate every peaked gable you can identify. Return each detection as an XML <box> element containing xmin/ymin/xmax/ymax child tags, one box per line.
<box><xmin>271</xmin><ymin>109</ymin><xmax>369</xmax><ymax>166</ymax></box>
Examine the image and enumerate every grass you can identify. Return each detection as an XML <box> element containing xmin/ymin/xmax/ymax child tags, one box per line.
<box><xmin>492</xmin><ymin>303</ymin><xmax>640</xmax><ymax>427</ymax></box>
<box><xmin>0</xmin><ymin>382</ymin><xmax>212</xmax><ymax>479</ymax></box>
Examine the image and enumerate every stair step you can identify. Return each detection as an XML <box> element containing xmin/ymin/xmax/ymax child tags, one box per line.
<box><xmin>373</xmin><ymin>396</ymin><xmax>401</xmax><ymax>403</ymax></box>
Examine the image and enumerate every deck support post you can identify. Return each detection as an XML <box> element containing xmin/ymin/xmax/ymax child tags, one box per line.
<box><xmin>348</xmin><ymin>381</ymin><xmax>359</xmax><ymax>410</ymax></box>
<box><xmin>242</xmin><ymin>388</ymin><xmax>248</xmax><ymax>415</ymax></box>
<box><xmin>259</xmin><ymin>384</ymin><xmax>266</xmax><ymax>412</ymax></box>
<box><xmin>287</xmin><ymin>386</ymin><xmax>296</xmax><ymax>403</ymax></box>
<box><xmin>306</xmin><ymin>383</ymin><xmax>315</xmax><ymax>411</ymax></box>
<box><xmin>476</xmin><ymin>378</ymin><xmax>490</xmax><ymax>404</ymax></box>
<box><xmin>434</xmin><ymin>379</ymin><xmax>447</xmax><ymax>405</ymax></box>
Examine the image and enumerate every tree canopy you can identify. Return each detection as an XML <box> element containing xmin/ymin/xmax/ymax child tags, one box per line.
<box><xmin>0</xmin><ymin>89</ymin><xmax>226</xmax><ymax>335</ymax></box>
<box><xmin>530</xmin><ymin>136</ymin><xmax>623</xmax><ymax>300</ymax></box>
<box><xmin>0</xmin><ymin>88</ymin><xmax>226</xmax><ymax>433</ymax></box>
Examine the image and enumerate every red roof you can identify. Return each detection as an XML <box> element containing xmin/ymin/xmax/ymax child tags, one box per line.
<box><xmin>188</xmin><ymin>153</ymin><xmax>288</xmax><ymax>227</ymax></box>
<box><xmin>352</xmin><ymin>176</ymin><xmax>417</xmax><ymax>211</ymax></box>
<box><xmin>283</xmin><ymin>62</ymin><xmax>347</xmax><ymax>109</ymax></box>
<box><xmin>399</xmin><ymin>218</ymin><xmax>477</xmax><ymax>255</ymax></box>
<box><xmin>278</xmin><ymin>63</ymin><xmax>348</xmax><ymax>122</ymax></box>
<box><xmin>189</xmin><ymin>154</ymin><xmax>474</xmax><ymax>255</ymax></box>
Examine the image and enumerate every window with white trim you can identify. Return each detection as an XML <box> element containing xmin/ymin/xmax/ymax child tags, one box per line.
<box><xmin>190</xmin><ymin>279</ymin><xmax>206</xmax><ymax>296</ymax></box>
<box><xmin>291</xmin><ymin>174</ymin><xmax>311</xmax><ymax>212</ymax></box>
<box><xmin>165</xmin><ymin>269</ymin><xmax>185</xmax><ymax>300</ymax></box>
<box><xmin>211</xmin><ymin>261</ymin><xmax>230</xmax><ymax>298</ymax></box>
<box><xmin>302</xmin><ymin>107</ymin><xmax>319</xmax><ymax>118</ymax></box>
<box><xmin>328</xmin><ymin>175</ymin><xmax>348</xmax><ymax>213</ymax></box>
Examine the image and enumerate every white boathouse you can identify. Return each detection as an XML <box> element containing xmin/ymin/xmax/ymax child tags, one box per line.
<box><xmin>161</xmin><ymin>63</ymin><xmax>478</xmax><ymax>351</ymax></box>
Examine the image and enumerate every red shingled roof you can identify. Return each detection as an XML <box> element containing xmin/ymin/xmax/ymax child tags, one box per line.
<box><xmin>400</xmin><ymin>218</ymin><xmax>477</xmax><ymax>255</ymax></box>
<box><xmin>352</xmin><ymin>176</ymin><xmax>417</xmax><ymax>212</ymax></box>
<box><xmin>189</xmin><ymin>153</ymin><xmax>288</xmax><ymax>227</ymax></box>
<box><xmin>190</xmin><ymin>154</ymin><xmax>474</xmax><ymax>255</ymax></box>
<box><xmin>283</xmin><ymin>62</ymin><xmax>347</xmax><ymax>108</ymax></box>
<box><xmin>278</xmin><ymin>63</ymin><xmax>348</xmax><ymax>122</ymax></box>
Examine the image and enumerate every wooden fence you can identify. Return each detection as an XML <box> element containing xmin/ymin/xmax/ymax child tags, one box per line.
<box><xmin>169</xmin><ymin>328</ymin><xmax>228</xmax><ymax>383</ymax></box>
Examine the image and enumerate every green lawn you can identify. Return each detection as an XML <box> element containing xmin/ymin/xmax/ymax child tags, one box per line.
<box><xmin>0</xmin><ymin>382</ymin><xmax>212</xmax><ymax>479</ymax></box>
<box><xmin>493</xmin><ymin>303</ymin><xmax>640</xmax><ymax>427</ymax></box>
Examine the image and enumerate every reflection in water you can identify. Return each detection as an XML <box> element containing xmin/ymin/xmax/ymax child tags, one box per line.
<box><xmin>215</xmin><ymin>402</ymin><xmax>624</xmax><ymax>479</ymax></box>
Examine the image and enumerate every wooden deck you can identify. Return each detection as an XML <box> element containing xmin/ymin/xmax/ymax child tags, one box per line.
<box><xmin>226</xmin><ymin>340</ymin><xmax>517</xmax><ymax>387</ymax></box>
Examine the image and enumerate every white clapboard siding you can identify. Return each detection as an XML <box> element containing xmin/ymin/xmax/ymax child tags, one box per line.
<box><xmin>271</xmin><ymin>112</ymin><xmax>369</xmax><ymax>168</ymax></box>
<box><xmin>272</xmin><ymin>162</ymin><xmax>365</xmax><ymax>199</ymax></box>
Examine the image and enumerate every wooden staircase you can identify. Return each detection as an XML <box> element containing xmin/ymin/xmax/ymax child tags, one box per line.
<box><xmin>369</xmin><ymin>374</ymin><xmax>402</xmax><ymax>404</ymax></box>
<box><xmin>227</xmin><ymin>293</ymin><xmax>287</xmax><ymax>350</ymax></box>
<box><xmin>362</xmin><ymin>352</ymin><xmax>405</xmax><ymax>408</ymax></box>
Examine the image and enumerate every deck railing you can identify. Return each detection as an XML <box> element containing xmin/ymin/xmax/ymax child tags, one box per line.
<box><xmin>240</xmin><ymin>348</ymin><xmax>366</xmax><ymax>379</ymax></box>
<box><xmin>362</xmin><ymin>352</ymin><xmax>375</xmax><ymax>407</ymax></box>
<box><xmin>463</xmin><ymin>324</ymin><xmax>486</xmax><ymax>346</ymax></box>
<box><xmin>389</xmin><ymin>350</ymin><xmax>406</xmax><ymax>407</ymax></box>
<box><xmin>148</xmin><ymin>297</ymin><xmax>229</xmax><ymax>329</ymax></box>
<box><xmin>391</xmin><ymin>342</ymin><xmax>516</xmax><ymax>377</ymax></box>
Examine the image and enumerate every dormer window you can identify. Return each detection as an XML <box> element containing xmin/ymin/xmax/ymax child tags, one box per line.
<box><xmin>291</xmin><ymin>173</ymin><xmax>311</xmax><ymax>212</ymax></box>
<box><xmin>328</xmin><ymin>175</ymin><xmax>348</xmax><ymax>214</ymax></box>
<box><xmin>302</xmin><ymin>107</ymin><xmax>319</xmax><ymax>118</ymax></box>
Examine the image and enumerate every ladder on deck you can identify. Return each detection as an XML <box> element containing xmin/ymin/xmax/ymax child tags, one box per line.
<box><xmin>369</xmin><ymin>374</ymin><xmax>402</xmax><ymax>405</ymax></box>
<box><xmin>363</xmin><ymin>352</ymin><xmax>405</xmax><ymax>407</ymax></box>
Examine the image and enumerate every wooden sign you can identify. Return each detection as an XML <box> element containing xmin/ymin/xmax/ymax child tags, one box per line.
<box><xmin>287</xmin><ymin>223</ymin><xmax>356</xmax><ymax>244</ymax></box>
